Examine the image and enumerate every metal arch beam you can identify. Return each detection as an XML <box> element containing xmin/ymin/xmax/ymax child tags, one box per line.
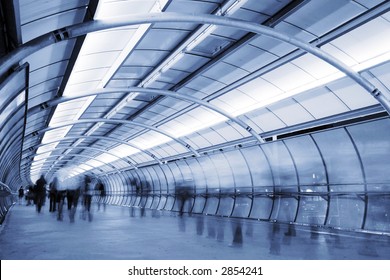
<box><xmin>1</xmin><ymin>13</ymin><xmax>389</xmax><ymax>113</ymax></box>
<box><xmin>37</xmin><ymin>118</ymin><xmax>201</xmax><ymax>156</ymax></box>
<box><xmin>26</xmin><ymin>162</ymin><xmax>96</xmax><ymax>179</ymax></box>
<box><xmin>27</xmin><ymin>163</ymin><xmax>93</xmax><ymax>178</ymax></box>
<box><xmin>26</xmin><ymin>153</ymin><xmax>120</xmax><ymax>174</ymax></box>
<box><xmin>33</xmin><ymin>87</ymin><xmax>264</xmax><ymax>143</ymax></box>
<box><xmin>28</xmin><ymin>135</ymin><xmax>162</xmax><ymax>164</ymax></box>
<box><xmin>26</xmin><ymin>157</ymin><xmax>98</xmax><ymax>175</ymax></box>
<box><xmin>31</xmin><ymin>145</ymin><xmax>137</xmax><ymax>167</ymax></box>
<box><xmin>25</xmin><ymin>155</ymin><xmax>105</xmax><ymax>174</ymax></box>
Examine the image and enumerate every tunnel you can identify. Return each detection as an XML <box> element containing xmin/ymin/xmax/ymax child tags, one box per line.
<box><xmin>1</xmin><ymin>0</ymin><xmax>390</xmax><ymax>263</ymax></box>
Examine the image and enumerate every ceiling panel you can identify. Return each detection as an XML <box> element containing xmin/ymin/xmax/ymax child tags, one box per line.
<box><xmin>8</xmin><ymin>0</ymin><xmax>388</xmax><ymax>181</ymax></box>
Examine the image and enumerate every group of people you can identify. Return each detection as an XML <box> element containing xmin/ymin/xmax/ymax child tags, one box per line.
<box><xmin>19</xmin><ymin>174</ymin><xmax>106</xmax><ymax>221</ymax></box>
<box><xmin>18</xmin><ymin>175</ymin><xmax>48</xmax><ymax>212</ymax></box>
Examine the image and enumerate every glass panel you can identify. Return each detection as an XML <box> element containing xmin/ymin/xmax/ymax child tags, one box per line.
<box><xmin>240</xmin><ymin>146</ymin><xmax>273</xmax><ymax>219</ymax></box>
<box><xmin>174</xmin><ymin>161</ymin><xmax>195</xmax><ymax>214</ymax></box>
<box><xmin>167</xmin><ymin>163</ymin><xmax>182</xmax><ymax>185</ymax></box>
<box><xmin>157</xmin><ymin>195</ymin><xmax>167</xmax><ymax>210</ymax></box>
<box><xmin>284</xmin><ymin>135</ymin><xmax>327</xmax><ymax>185</ymax></box>
<box><xmin>197</xmin><ymin>156</ymin><xmax>219</xmax><ymax>191</ymax></box>
<box><xmin>164</xmin><ymin>196</ymin><xmax>175</xmax><ymax>211</ymax></box>
<box><xmin>204</xmin><ymin>197</ymin><xmax>219</xmax><ymax>215</ymax></box>
<box><xmin>241</xmin><ymin>145</ymin><xmax>273</xmax><ymax>187</ymax></box>
<box><xmin>224</xmin><ymin>150</ymin><xmax>251</xmax><ymax>189</ymax></box>
<box><xmin>187</xmin><ymin>158</ymin><xmax>207</xmax><ymax>194</ymax></box>
<box><xmin>261</xmin><ymin>141</ymin><xmax>298</xmax><ymax>187</ymax></box>
<box><xmin>147</xmin><ymin>167</ymin><xmax>160</xmax><ymax>195</ymax></box>
<box><xmin>192</xmin><ymin>196</ymin><xmax>206</xmax><ymax>214</ymax></box>
<box><xmin>249</xmin><ymin>195</ymin><xmax>273</xmax><ymax>220</ymax></box>
<box><xmin>327</xmin><ymin>187</ymin><xmax>365</xmax><ymax>229</ymax></box>
<box><xmin>217</xmin><ymin>195</ymin><xmax>234</xmax><ymax>216</ymax></box>
<box><xmin>151</xmin><ymin>196</ymin><xmax>160</xmax><ymax>209</ymax></box>
<box><xmin>347</xmin><ymin>119</ymin><xmax>390</xmax><ymax>184</ymax></box>
<box><xmin>160</xmin><ymin>164</ymin><xmax>175</xmax><ymax>194</ymax></box>
<box><xmin>261</xmin><ymin>141</ymin><xmax>298</xmax><ymax>221</ymax></box>
<box><xmin>233</xmin><ymin>196</ymin><xmax>251</xmax><ymax>218</ymax></box>
<box><xmin>312</xmin><ymin>128</ymin><xmax>364</xmax><ymax>185</ymax></box>
<box><xmin>270</xmin><ymin>188</ymin><xmax>298</xmax><ymax>222</ymax></box>
<box><xmin>145</xmin><ymin>196</ymin><xmax>153</xmax><ymax>209</ymax></box>
<box><xmin>139</xmin><ymin>168</ymin><xmax>152</xmax><ymax>199</ymax></box>
<box><xmin>365</xmin><ymin>185</ymin><xmax>390</xmax><ymax>232</ymax></box>
<box><xmin>296</xmin><ymin>185</ymin><xmax>328</xmax><ymax>225</ymax></box>
<box><xmin>209</xmin><ymin>153</ymin><xmax>234</xmax><ymax>190</ymax></box>
<box><xmin>152</xmin><ymin>166</ymin><xmax>168</xmax><ymax>194</ymax></box>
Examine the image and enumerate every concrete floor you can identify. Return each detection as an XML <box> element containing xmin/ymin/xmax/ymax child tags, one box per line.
<box><xmin>1</xmin><ymin>202</ymin><xmax>389</xmax><ymax>260</ymax></box>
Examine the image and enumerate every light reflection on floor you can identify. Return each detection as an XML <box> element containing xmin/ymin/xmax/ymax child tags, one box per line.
<box><xmin>0</xmin><ymin>203</ymin><xmax>389</xmax><ymax>260</ymax></box>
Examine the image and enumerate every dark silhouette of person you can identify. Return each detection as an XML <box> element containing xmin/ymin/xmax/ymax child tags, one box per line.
<box><xmin>26</xmin><ymin>185</ymin><xmax>34</xmax><ymax>206</ymax></box>
<box><xmin>66</xmin><ymin>180</ymin><xmax>81</xmax><ymax>222</ymax></box>
<box><xmin>56</xmin><ymin>187</ymin><xmax>67</xmax><ymax>221</ymax></box>
<box><xmin>140</xmin><ymin>180</ymin><xmax>151</xmax><ymax>217</ymax></box>
<box><xmin>97</xmin><ymin>180</ymin><xmax>106</xmax><ymax>211</ymax></box>
<box><xmin>48</xmin><ymin>178</ymin><xmax>58</xmax><ymax>212</ymax></box>
<box><xmin>84</xmin><ymin>176</ymin><xmax>93</xmax><ymax>211</ymax></box>
<box><xmin>81</xmin><ymin>176</ymin><xmax>93</xmax><ymax>221</ymax></box>
<box><xmin>18</xmin><ymin>186</ymin><xmax>24</xmax><ymax>205</ymax></box>
<box><xmin>35</xmin><ymin>175</ymin><xmax>47</xmax><ymax>213</ymax></box>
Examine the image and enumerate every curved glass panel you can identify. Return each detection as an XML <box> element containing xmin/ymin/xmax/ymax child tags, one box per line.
<box><xmin>365</xmin><ymin>186</ymin><xmax>390</xmax><ymax>232</ymax></box>
<box><xmin>327</xmin><ymin>191</ymin><xmax>365</xmax><ymax>229</ymax></box>
<box><xmin>312</xmin><ymin>128</ymin><xmax>364</xmax><ymax>185</ymax></box>
<box><xmin>241</xmin><ymin>146</ymin><xmax>273</xmax><ymax>219</ymax></box>
<box><xmin>347</xmin><ymin>118</ymin><xmax>390</xmax><ymax>184</ymax></box>
<box><xmin>347</xmin><ymin>119</ymin><xmax>390</xmax><ymax>231</ymax></box>
<box><xmin>187</xmin><ymin>158</ymin><xmax>207</xmax><ymax>214</ymax></box>
<box><xmin>224</xmin><ymin>150</ymin><xmax>252</xmax><ymax>218</ymax></box>
<box><xmin>262</xmin><ymin>141</ymin><xmax>298</xmax><ymax>221</ymax></box>
<box><xmin>172</xmin><ymin>161</ymin><xmax>194</xmax><ymax>214</ymax></box>
<box><xmin>284</xmin><ymin>136</ymin><xmax>328</xmax><ymax>224</ymax></box>
<box><xmin>210</xmin><ymin>153</ymin><xmax>234</xmax><ymax>216</ymax></box>
<box><xmin>312</xmin><ymin>127</ymin><xmax>365</xmax><ymax>228</ymax></box>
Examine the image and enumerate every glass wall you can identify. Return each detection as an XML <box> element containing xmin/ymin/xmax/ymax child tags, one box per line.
<box><xmin>103</xmin><ymin>118</ymin><xmax>390</xmax><ymax>233</ymax></box>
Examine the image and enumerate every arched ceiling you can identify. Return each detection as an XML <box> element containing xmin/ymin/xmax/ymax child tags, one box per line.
<box><xmin>1</xmin><ymin>0</ymin><xmax>389</xmax><ymax>184</ymax></box>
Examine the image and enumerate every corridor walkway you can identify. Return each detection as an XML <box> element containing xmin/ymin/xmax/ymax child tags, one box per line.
<box><xmin>1</xmin><ymin>202</ymin><xmax>389</xmax><ymax>260</ymax></box>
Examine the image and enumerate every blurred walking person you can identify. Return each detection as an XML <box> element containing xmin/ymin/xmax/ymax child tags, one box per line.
<box><xmin>35</xmin><ymin>175</ymin><xmax>47</xmax><ymax>213</ymax></box>
<box><xmin>18</xmin><ymin>186</ymin><xmax>24</xmax><ymax>205</ymax></box>
<box><xmin>48</xmin><ymin>177</ymin><xmax>58</xmax><ymax>212</ymax></box>
<box><xmin>82</xmin><ymin>176</ymin><xmax>94</xmax><ymax>221</ymax></box>
<box><xmin>97</xmin><ymin>179</ymin><xmax>106</xmax><ymax>211</ymax></box>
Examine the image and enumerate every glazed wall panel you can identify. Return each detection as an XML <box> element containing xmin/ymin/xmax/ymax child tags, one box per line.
<box><xmin>261</xmin><ymin>142</ymin><xmax>298</xmax><ymax>221</ymax></box>
<box><xmin>240</xmin><ymin>146</ymin><xmax>273</xmax><ymax>219</ymax></box>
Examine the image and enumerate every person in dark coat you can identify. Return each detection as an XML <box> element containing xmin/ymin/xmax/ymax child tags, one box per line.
<box><xmin>18</xmin><ymin>186</ymin><xmax>24</xmax><ymax>205</ymax></box>
<box><xmin>48</xmin><ymin>177</ymin><xmax>58</xmax><ymax>212</ymax></box>
<box><xmin>35</xmin><ymin>175</ymin><xmax>47</xmax><ymax>213</ymax></box>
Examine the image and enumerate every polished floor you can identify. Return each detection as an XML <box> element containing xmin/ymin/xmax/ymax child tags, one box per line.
<box><xmin>1</xmin><ymin>201</ymin><xmax>389</xmax><ymax>260</ymax></box>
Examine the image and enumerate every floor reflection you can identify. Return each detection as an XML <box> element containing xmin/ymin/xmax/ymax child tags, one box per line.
<box><xmin>2</xmin><ymin>203</ymin><xmax>390</xmax><ymax>260</ymax></box>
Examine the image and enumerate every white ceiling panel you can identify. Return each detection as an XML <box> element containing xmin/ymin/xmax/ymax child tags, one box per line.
<box><xmin>261</xmin><ymin>63</ymin><xmax>317</xmax><ymax>92</ymax></box>
<box><xmin>268</xmin><ymin>99</ymin><xmax>315</xmax><ymax>126</ymax></box>
<box><xmin>10</xmin><ymin>0</ymin><xmax>388</xmax><ymax>180</ymax></box>
<box><xmin>327</xmin><ymin>78</ymin><xmax>379</xmax><ymax>110</ymax></box>
<box><xmin>295</xmin><ymin>88</ymin><xmax>350</xmax><ymax>119</ymax></box>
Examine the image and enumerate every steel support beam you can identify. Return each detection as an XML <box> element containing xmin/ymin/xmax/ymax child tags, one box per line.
<box><xmin>30</xmin><ymin>87</ymin><xmax>265</xmax><ymax>143</ymax></box>
<box><xmin>33</xmin><ymin>146</ymin><xmax>137</xmax><ymax>167</ymax></box>
<box><xmin>36</xmin><ymin>118</ymin><xmax>200</xmax><ymax>157</ymax></box>
<box><xmin>0</xmin><ymin>13</ymin><xmax>389</xmax><ymax>113</ymax></box>
<box><xmin>27</xmin><ymin>135</ymin><xmax>162</xmax><ymax>164</ymax></box>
